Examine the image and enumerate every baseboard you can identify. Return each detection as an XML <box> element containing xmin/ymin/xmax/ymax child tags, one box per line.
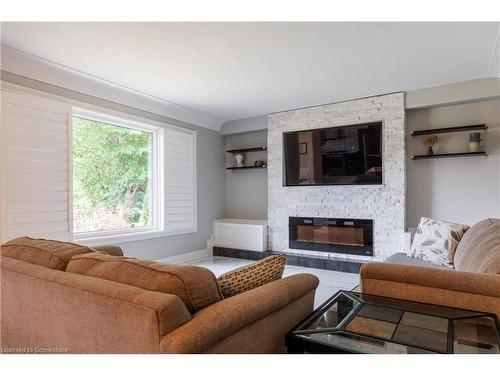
<box><xmin>213</xmin><ymin>246</ymin><xmax>364</xmax><ymax>273</ymax></box>
<box><xmin>156</xmin><ymin>248</ymin><xmax>211</xmax><ymax>264</ymax></box>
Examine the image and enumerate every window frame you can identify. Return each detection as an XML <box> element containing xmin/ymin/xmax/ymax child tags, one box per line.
<box><xmin>71</xmin><ymin>107</ymin><xmax>165</xmax><ymax>244</ymax></box>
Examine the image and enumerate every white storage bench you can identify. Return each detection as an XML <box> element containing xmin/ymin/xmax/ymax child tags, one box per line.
<box><xmin>213</xmin><ymin>219</ymin><xmax>268</xmax><ymax>252</ymax></box>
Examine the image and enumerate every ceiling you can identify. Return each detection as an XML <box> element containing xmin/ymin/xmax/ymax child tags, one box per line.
<box><xmin>1</xmin><ymin>22</ymin><xmax>499</xmax><ymax>123</ymax></box>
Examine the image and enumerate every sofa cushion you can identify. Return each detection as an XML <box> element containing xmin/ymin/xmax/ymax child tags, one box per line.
<box><xmin>454</xmin><ymin>218</ymin><xmax>500</xmax><ymax>274</ymax></box>
<box><xmin>66</xmin><ymin>252</ymin><xmax>223</xmax><ymax>313</ymax></box>
<box><xmin>217</xmin><ymin>254</ymin><xmax>287</xmax><ymax>298</ymax></box>
<box><xmin>91</xmin><ymin>245</ymin><xmax>123</xmax><ymax>257</ymax></box>
<box><xmin>410</xmin><ymin>217</ymin><xmax>469</xmax><ymax>266</ymax></box>
<box><xmin>1</xmin><ymin>237</ymin><xmax>93</xmax><ymax>271</ymax></box>
<box><xmin>385</xmin><ymin>252</ymin><xmax>449</xmax><ymax>269</ymax></box>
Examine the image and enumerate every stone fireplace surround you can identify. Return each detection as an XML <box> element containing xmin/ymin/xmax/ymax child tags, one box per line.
<box><xmin>267</xmin><ymin>92</ymin><xmax>406</xmax><ymax>262</ymax></box>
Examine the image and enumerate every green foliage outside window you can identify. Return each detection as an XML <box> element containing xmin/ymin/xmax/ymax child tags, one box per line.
<box><xmin>73</xmin><ymin>117</ymin><xmax>153</xmax><ymax>233</ymax></box>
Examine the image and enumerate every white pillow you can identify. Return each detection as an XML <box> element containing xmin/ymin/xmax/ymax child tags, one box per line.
<box><xmin>410</xmin><ymin>217</ymin><xmax>469</xmax><ymax>266</ymax></box>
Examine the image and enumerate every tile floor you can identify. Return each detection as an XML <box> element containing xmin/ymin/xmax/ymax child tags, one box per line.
<box><xmin>184</xmin><ymin>255</ymin><xmax>360</xmax><ymax>308</ymax></box>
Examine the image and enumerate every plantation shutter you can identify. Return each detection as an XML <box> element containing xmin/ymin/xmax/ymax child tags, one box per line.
<box><xmin>0</xmin><ymin>88</ymin><xmax>71</xmax><ymax>242</ymax></box>
<box><xmin>164</xmin><ymin>127</ymin><xmax>197</xmax><ymax>234</ymax></box>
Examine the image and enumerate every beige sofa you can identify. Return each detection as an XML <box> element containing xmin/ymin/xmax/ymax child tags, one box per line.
<box><xmin>361</xmin><ymin>218</ymin><xmax>500</xmax><ymax>318</ymax></box>
<box><xmin>1</xmin><ymin>237</ymin><xmax>319</xmax><ymax>354</ymax></box>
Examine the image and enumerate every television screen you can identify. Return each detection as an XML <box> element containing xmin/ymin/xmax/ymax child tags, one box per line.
<box><xmin>284</xmin><ymin>122</ymin><xmax>382</xmax><ymax>186</ymax></box>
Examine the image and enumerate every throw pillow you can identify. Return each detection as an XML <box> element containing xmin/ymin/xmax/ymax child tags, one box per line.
<box><xmin>410</xmin><ymin>217</ymin><xmax>469</xmax><ymax>266</ymax></box>
<box><xmin>217</xmin><ymin>254</ymin><xmax>287</xmax><ymax>298</ymax></box>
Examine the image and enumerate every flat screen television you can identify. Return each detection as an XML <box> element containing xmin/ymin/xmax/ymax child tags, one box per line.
<box><xmin>284</xmin><ymin>122</ymin><xmax>382</xmax><ymax>186</ymax></box>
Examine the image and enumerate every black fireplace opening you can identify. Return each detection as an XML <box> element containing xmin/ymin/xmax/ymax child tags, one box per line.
<box><xmin>289</xmin><ymin>217</ymin><xmax>373</xmax><ymax>256</ymax></box>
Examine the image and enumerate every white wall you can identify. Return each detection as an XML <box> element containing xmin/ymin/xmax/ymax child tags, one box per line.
<box><xmin>225</xmin><ymin>130</ymin><xmax>268</xmax><ymax>220</ymax></box>
<box><xmin>406</xmin><ymin>99</ymin><xmax>500</xmax><ymax>227</ymax></box>
<box><xmin>405</xmin><ymin>77</ymin><xmax>500</xmax><ymax>110</ymax></box>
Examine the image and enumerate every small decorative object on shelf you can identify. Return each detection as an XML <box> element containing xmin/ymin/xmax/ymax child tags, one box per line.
<box><xmin>411</xmin><ymin>124</ymin><xmax>487</xmax><ymax>160</ymax></box>
<box><xmin>226</xmin><ymin>146</ymin><xmax>267</xmax><ymax>170</ymax></box>
<box><xmin>234</xmin><ymin>153</ymin><xmax>245</xmax><ymax>167</ymax></box>
<box><xmin>468</xmin><ymin>132</ymin><xmax>482</xmax><ymax>152</ymax></box>
<box><xmin>423</xmin><ymin>135</ymin><xmax>438</xmax><ymax>156</ymax></box>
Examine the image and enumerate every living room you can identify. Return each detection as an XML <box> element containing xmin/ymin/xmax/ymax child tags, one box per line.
<box><xmin>1</xmin><ymin>1</ymin><xmax>500</xmax><ymax>372</ymax></box>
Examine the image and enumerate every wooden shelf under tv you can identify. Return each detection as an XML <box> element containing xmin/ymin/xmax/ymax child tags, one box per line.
<box><xmin>412</xmin><ymin>151</ymin><xmax>487</xmax><ymax>160</ymax></box>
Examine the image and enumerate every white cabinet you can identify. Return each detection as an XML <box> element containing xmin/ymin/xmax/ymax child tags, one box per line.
<box><xmin>213</xmin><ymin>219</ymin><xmax>267</xmax><ymax>252</ymax></box>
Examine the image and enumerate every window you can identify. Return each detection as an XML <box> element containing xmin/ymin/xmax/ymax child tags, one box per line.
<box><xmin>72</xmin><ymin>109</ymin><xmax>163</xmax><ymax>240</ymax></box>
<box><xmin>1</xmin><ymin>87</ymin><xmax>196</xmax><ymax>244</ymax></box>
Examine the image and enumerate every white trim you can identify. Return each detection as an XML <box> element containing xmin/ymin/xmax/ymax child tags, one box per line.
<box><xmin>67</xmin><ymin>106</ymin><xmax>74</xmax><ymax>240</ymax></box>
<box><xmin>72</xmin><ymin>107</ymin><xmax>162</xmax><ymax>133</ymax></box>
<box><xmin>193</xmin><ymin>130</ymin><xmax>198</xmax><ymax>233</ymax></box>
<box><xmin>70</xmin><ymin>107</ymin><xmax>164</xmax><ymax>240</ymax></box>
<box><xmin>75</xmin><ymin>229</ymin><xmax>173</xmax><ymax>246</ymax></box>
<box><xmin>156</xmin><ymin>248</ymin><xmax>211</xmax><ymax>265</ymax></box>
<box><xmin>155</xmin><ymin>124</ymin><xmax>165</xmax><ymax>234</ymax></box>
<box><xmin>74</xmin><ymin>225</ymin><xmax>158</xmax><ymax>241</ymax></box>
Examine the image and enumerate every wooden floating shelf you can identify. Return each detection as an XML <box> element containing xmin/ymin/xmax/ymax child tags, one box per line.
<box><xmin>411</xmin><ymin>124</ymin><xmax>487</xmax><ymax>136</ymax></box>
<box><xmin>226</xmin><ymin>166</ymin><xmax>267</xmax><ymax>170</ymax></box>
<box><xmin>226</xmin><ymin>146</ymin><xmax>267</xmax><ymax>154</ymax></box>
<box><xmin>412</xmin><ymin>151</ymin><xmax>487</xmax><ymax>160</ymax></box>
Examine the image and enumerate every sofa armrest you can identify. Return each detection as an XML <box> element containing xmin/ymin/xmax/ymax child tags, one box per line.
<box><xmin>2</xmin><ymin>256</ymin><xmax>191</xmax><ymax>339</ymax></box>
<box><xmin>360</xmin><ymin>263</ymin><xmax>500</xmax><ymax>317</ymax></box>
<box><xmin>160</xmin><ymin>273</ymin><xmax>319</xmax><ymax>353</ymax></box>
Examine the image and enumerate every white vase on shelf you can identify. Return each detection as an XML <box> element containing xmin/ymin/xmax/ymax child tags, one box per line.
<box><xmin>235</xmin><ymin>153</ymin><xmax>245</xmax><ymax>167</ymax></box>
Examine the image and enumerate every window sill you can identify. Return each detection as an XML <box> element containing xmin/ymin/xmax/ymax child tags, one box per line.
<box><xmin>73</xmin><ymin>228</ymin><xmax>196</xmax><ymax>246</ymax></box>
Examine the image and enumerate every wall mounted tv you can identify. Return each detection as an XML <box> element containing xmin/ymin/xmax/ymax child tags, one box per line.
<box><xmin>284</xmin><ymin>122</ymin><xmax>382</xmax><ymax>186</ymax></box>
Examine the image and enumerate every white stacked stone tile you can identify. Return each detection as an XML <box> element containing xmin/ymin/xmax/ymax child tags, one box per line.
<box><xmin>267</xmin><ymin>93</ymin><xmax>406</xmax><ymax>262</ymax></box>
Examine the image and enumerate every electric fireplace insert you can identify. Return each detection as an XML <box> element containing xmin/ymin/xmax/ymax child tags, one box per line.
<box><xmin>289</xmin><ymin>217</ymin><xmax>373</xmax><ymax>256</ymax></box>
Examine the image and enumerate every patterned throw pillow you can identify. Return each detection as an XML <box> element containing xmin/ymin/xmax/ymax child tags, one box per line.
<box><xmin>410</xmin><ymin>217</ymin><xmax>469</xmax><ymax>266</ymax></box>
<box><xmin>217</xmin><ymin>254</ymin><xmax>287</xmax><ymax>298</ymax></box>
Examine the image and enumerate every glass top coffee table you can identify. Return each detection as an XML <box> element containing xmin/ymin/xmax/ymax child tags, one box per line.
<box><xmin>286</xmin><ymin>291</ymin><xmax>500</xmax><ymax>354</ymax></box>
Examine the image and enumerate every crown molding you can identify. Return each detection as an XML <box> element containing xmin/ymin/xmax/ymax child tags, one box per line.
<box><xmin>0</xmin><ymin>45</ymin><xmax>224</xmax><ymax>131</ymax></box>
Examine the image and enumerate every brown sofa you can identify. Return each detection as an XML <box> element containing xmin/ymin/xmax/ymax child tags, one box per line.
<box><xmin>1</xmin><ymin>237</ymin><xmax>319</xmax><ymax>354</ymax></box>
<box><xmin>361</xmin><ymin>218</ymin><xmax>500</xmax><ymax>318</ymax></box>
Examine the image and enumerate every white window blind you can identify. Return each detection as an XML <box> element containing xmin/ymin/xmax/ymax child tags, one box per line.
<box><xmin>164</xmin><ymin>127</ymin><xmax>197</xmax><ymax>234</ymax></box>
<box><xmin>1</xmin><ymin>89</ymin><xmax>70</xmax><ymax>242</ymax></box>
